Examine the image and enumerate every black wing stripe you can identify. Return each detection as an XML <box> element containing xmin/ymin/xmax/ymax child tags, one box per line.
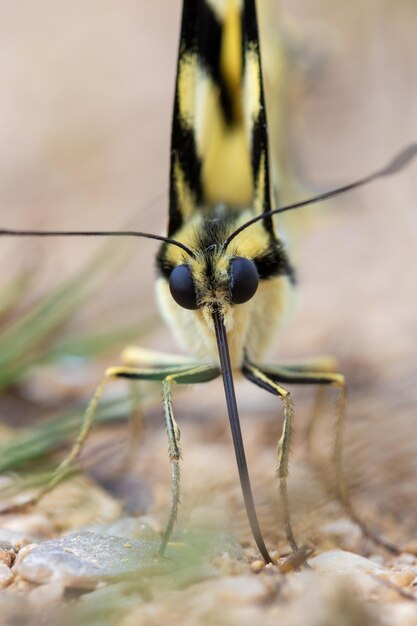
<box><xmin>168</xmin><ymin>0</ymin><xmax>274</xmax><ymax>236</ymax></box>
<box><xmin>242</xmin><ymin>0</ymin><xmax>274</xmax><ymax>231</ymax></box>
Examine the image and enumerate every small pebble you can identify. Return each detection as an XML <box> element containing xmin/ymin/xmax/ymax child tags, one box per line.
<box><xmin>12</xmin><ymin>544</ymin><xmax>38</xmax><ymax>571</ymax></box>
<box><xmin>395</xmin><ymin>553</ymin><xmax>416</xmax><ymax>565</ymax></box>
<box><xmin>311</xmin><ymin>550</ymin><xmax>417</xmax><ymax>601</ymax></box>
<box><xmin>311</xmin><ymin>550</ymin><xmax>386</xmax><ymax>576</ymax></box>
<box><xmin>0</xmin><ymin>549</ymin><xmax>13</xmax><ymax>568</ymax></box>
<box><xmin>250</xmin><ymin>560</ymin><xmax>265</xmax><ymax>573</ymax></box>
<box><xmin>383</xmin><ymin>570</ymin><xmax>415</xmax><ymax>588</ymax></box>
<box><xmin>310</xmin><ymin>549</ymin><xmax>388</xmax><ymax>596</ymax></box>
<box><xmin>0</xmin><ymin>561</ymin><xmax>13</xmax><ymax>588</ymax></box>
<box><xmin>14</xmin><ymin>532</ymin><xmax>175</xmax><ymax>589</ymax></box>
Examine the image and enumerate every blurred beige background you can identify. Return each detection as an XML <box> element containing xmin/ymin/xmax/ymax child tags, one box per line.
<box><xmin>0</xmin><ymin>0</ymin><xmax>416</xmax><ymax>546</ymax></box>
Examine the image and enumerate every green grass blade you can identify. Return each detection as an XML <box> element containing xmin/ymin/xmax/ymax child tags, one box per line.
<box><xmin>0</xmin><ymin>239</ymin><xmax>137</xmax><ymax>389</ymax></box>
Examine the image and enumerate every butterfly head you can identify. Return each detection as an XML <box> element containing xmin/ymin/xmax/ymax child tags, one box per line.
<box><xmin>168</xmin><ymin>249</ymin><xmax>259</xmax><ymax>327</ymax></box>
<box><xmin>156</xmin><ymin>207</ymin><xmax>279</xmax><ymax>330</ymax></box>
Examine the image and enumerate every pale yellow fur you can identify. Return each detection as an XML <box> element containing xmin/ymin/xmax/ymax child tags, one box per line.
<box><xmin>156</xmin><ymin>273</ymin><xmax>294</xmax><ymax>370</ymax></box>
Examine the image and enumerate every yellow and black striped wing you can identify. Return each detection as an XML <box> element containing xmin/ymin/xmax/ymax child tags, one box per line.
<box><xmin>168</xmin><ymin>0</ymin><xmax>273</xmax><ymax>237</ymax></box>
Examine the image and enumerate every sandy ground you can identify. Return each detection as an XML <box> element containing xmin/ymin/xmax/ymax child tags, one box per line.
<box><xmin>0</xmin><ymin>0</ymin><xmax>416</xmax><ymax>624</ymax></box>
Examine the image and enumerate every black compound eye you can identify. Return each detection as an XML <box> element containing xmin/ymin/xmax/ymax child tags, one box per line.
<box><xmin>229</xmin><ymin>256</ymin><xmax>259</xmax><ymax>304</ymax></box>
<box><xmin>169</xmin><ymin>264</ymin><xmax>199</xmax><ymax>310</ymax></box>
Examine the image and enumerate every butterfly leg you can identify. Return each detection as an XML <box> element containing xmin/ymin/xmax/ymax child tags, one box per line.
<box><xmin>0</xmin><ymin>375</ymin><xmax>109</xmax><ymax>514</ymax></box>
<box><xmin>158</xmin><ymin>364</ymin><xmax>220</xmax><ymax>555</ymax></box>
<box><xmin>242</xmin><ymin>362</ymin><xmax>298</xmax><ymax>552</ymax></box>
<box><xmin>0</xmin><ymin>362</ymin><xmax>203</xmax><ymax>514</ymax></box>
<box><xmin>109</xmin><ymin>363</ymin><xmax>219</xmax><ymax>555</ymax></box>
<box><xmin>115</xmin><ymin>349</ymin><xmax>195</xmax><ymax>473</ymax></box>
<box><xmin>258</xmin><ymin>363</ymin><xmax>400</xmax><ymax>554</ymax></box>
<box><xmin>271</xmin><ymin>358</ymin><xmax>337</xmax><ymax>459</ymax></box>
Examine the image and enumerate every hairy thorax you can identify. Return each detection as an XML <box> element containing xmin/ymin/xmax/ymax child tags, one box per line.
<box><xmin>156</xmin><ymin>205</ymin><xmax>296</xmax><ymax>369</ymax></box>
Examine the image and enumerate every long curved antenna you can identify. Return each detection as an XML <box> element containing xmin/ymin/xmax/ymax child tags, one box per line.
<box><xmin>0</xmin><ymin>228</ymin><xmax>195</xmax><ymax>258</ymax></box>
<box><xmin>223</xmin><ymin>143</ymin><xmax>417</xmax><ymax>249</ymax></box>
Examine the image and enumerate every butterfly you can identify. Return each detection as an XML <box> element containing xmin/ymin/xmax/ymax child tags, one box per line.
<box><xmin>1</xmin><ymin>0</ymin><xmax>415</xmax><ymax>564</ymax></box>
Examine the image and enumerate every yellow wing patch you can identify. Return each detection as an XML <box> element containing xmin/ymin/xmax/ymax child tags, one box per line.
<box><xmin>169</xmin><ymin>0</ymin><xmax>273</xmax><ymax>235</ymax></box>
